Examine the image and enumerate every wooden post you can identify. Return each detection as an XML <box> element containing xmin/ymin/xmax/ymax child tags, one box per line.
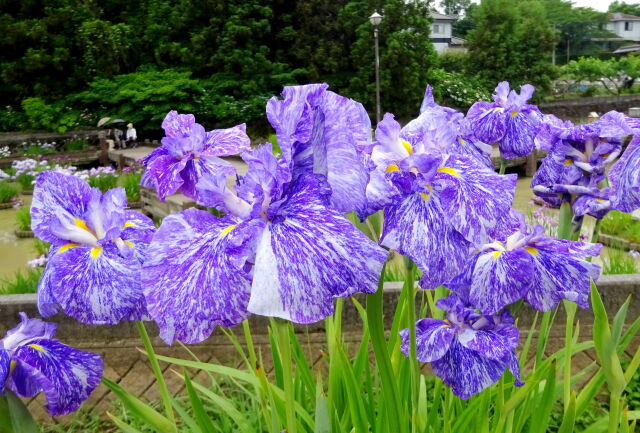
<box><xmin>525</xmin><ymin>151</ymin><xmax>537</xmax><ymax>177</ymax></box>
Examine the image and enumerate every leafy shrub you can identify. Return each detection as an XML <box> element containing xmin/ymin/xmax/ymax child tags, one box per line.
<box><xmin>15</xmin><ymin>172</ymin><xmax>36</xmax><ymax>191</ymax></box>
<box><xmin>120</xmin><ymin>171</ymin><xmax>142</xmax><ymax>202</ymax></box>
<box><xmin>21</xmin><ymin>97</ymin><xmax>82</xmax><ymax>133</ymax></box>
<box><xmin>429</xmin><ymin>69</ymin><xmax>491</xmax><ymax>108</ymax></box>
<box><xmin>88</xmin><ymin>174</ymin><xmax>119</xmax><ymax>193</ymax></box>
<box><xmin>0</xmin><ymin>268</ymin><xmax>42</xmax><ymax>295</ymax></box>
<box><xmin>0</xmin><ymin>182</ymin><xmax>19</xmax><ymax>203</ymax></box>
<box><xmin>438</xmin><ymin>52</ymin><xmax>470</xmax><ymax>73</ymax></box>
<box><xmin>73</xmin><ymin>69</ymin><xmax>204</xmax><ymax>133</ymax></box>
<box><xmin>15</xmin><ymin>206</ymin><xmax>31</xmax><ymax>231</ymax></box>
<box><xmin>0</xmin><ymin>106</ymin><xmax>28</xmax><ymax>132</ymax></box>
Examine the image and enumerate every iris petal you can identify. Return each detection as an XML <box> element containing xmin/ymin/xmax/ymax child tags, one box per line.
<box><xmin>31</xmin><ymin>172</ymin><xmax>93</xmax><ymax>246</ymax></box>
<box><xmin>142</xmin><ymin>209</ymin><xmax>257</xmax><ymax>344</ymax></box>
<box><xmin>10</xmin><ymin>339</ymin><xmax>102</xmax><ymax>416</ymax></box>
<box><xmin>248</xmin><ymin>175</ymin><xmax>387</xmax><ymax>323</ymax></box>
<box><xmin>431</xmin><ymin>339</ymin><xmax>509</xmax><ymax>400</ymax></box>
<box><xmin>381</xmin><ymin>192</ymin><xmax>470</xmax><ymax>290</ymax></box>
<box><xmin>399</xmin><ymin>318</ymin><xmax>455</xmax><ymax>362</ymax></box>
<box><xmin>468</xmin><ymin>249</ymin><xmax>534</xmax><ymax>314</ymax></box>
<box><xmin>43</xmin><ymin>244</ymin><xmax>147</xmax><ymax>324</ymax></box>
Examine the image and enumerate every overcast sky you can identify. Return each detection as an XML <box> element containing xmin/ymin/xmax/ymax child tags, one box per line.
<box><xmin>571</xmin><ymin>0</ymin><xmax>612</xmax><ymax>11</ymax></box>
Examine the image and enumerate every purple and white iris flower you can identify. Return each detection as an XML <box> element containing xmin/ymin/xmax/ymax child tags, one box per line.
<box><xmin>142</xmin><ymin>143</ymin><xmax>387</xmax><ymax>344</ymax></box>
<box><xmin>31</xmin><ymin>171</ymin><xmax>155</xmax><ymax>324</ymax></box>
<box><xmin>400</xmin><ymin>295</ymin><xmax>523</xmax><ymax>400</ymax></box>
<box><xmin>266</xmin><ymin>84</ymin><xmax>372</xmax><ymax>215</ymax></box>
<box><xmin>531</xmin><ymin>111</ymin><xmax>632</xmax><ymax>215</ymax></box>
<box><xmin>1</xmin><ymin>313</ymin><xmax>102</xmax><ymax>416</ymax></box>
<box><xmin>610</xmin><ymin>135</ymin><xmax>640</xmax><ymax>213</ymax></box>
<box><xmin>447</xmin><ymin>211</ymin><xmax>601</xmax><ymax>314</ymax></box>
<box><xmin>140</xmin><ymin>110</ymin><xmax>250</xmax><ymax>202</ymax></box>
<box><xmin>466</xmin><ymin>81</ymin><xmax>541</xmax><ymax>159</ymax></box>
<box><xmin>365</xmin><ymin>111</ymin><xmax>517</xmax><ymax>289</ymax></box>
<box><xmin>417</xmin><ymin>86</ymin><xmax>494</xmax><ymax>169</ymax></box>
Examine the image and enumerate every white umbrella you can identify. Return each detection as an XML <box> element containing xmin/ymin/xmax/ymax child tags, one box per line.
<box><xmin>97</xmin><ymin>117</ymin><xmax>111</xmax><ymax>127</ymax></box>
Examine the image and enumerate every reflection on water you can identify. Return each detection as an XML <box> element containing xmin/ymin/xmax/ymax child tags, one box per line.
<box><xmin>0</xmin><ymin>195</ymin><xmax>34</xmax><ymax>279</ymax></box>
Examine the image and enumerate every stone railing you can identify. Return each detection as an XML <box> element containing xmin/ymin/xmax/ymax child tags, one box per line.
<box><xmin>2</xmin><ymin>274</ymin><xmax>638</xmax><ymax>423</ymax></box>
<box><xmin>539</xmin><ymin>94</ymin><xmax>640</xmax><ymax>119</ymax></box>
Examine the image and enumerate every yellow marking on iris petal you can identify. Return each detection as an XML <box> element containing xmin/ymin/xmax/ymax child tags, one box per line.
<box><xmin>124</xmin><ymin>240</ymin><xmax>135</xmax><ymax>248</ymax></box>
<box><xmin>602</xmin><ymin>153</ymin><xmax>610</xmax><ymax>158</ymax></box>
<box><xmin>90</xmin><ymin>247</ymin><xmax>102</xmax><ymax>259</ymax></box>
<box><xmin>386</xmin><ymin>164</ymin><xmax>400</xmax><ymax>173</ymax></box>
<box><xmin>27</xmin><ymin>344</ymin><xmax>46</xmax><ymax>352</ymax></box>
<box><xmin>492</xmin><ymin>250</ymin><xmax>503</xmax><ymax>259</ymax></box>
<box><xmin>458</xmin><ymin>137</ymin><xmax>466</xmax><ymax>145</ymax></box>
<box><xmin>564</xmin><ymin>159</ymin><xmax>573</xmax><ymax>166</ymax></box>
<box><xmin>123</xmin><ymin>221</ymin><xmax>136</xmax><ymax>228</ymax></box>
<box><xmin>510</xmin><ymin>111</ymin><xmax>519</xmax><ymax>118</ymax></box>
<box><xmin>193</xmin><ymin>157</ymin><xmax>200</xmax><ymax>161</ymax></box>
<box><xmin>437</xmin><ymin>167</ymin><xmax>460</xmax><ymax>177</ymax></box>
<box><xmin>401</xmin><ymin>139</ymin><xmax>413</xmax><ymax>155</ymax></box>
<box><xmin>595</xmin><ymin>198</ymin><xmax>604</xmax><ymax>203</ymax></box>
<box><xmin>526</xmin><ymin>247</ymin><xmax>539</xmax><ymax>256</ymax></box>
<box><xmin>9</xmin><ymin>360</ymin><xmax>16</xmax><ymax>374</ymax></box>
<box><xmin>419</xmin><ymin>192</ymin><xmax>430</xmax><ymax>201</ymax></box>
<box><xmin>219</xmin><ymin>224</ymin><xmax>237</xmax><ymax>238</ymax></box>
<box><xmin>74</xmin><ymin>218</ymin><xmax>91</xmax><ymax>232</ymax></box>
<box><xmin>59</xmin><ymin>243</ymin><xmax>79</xmax><ymax>253</ymax></box>
<box><xmin>440</xmin><ymin>319</ymin><xmax>452</xmax><ymax>328</ymax></box>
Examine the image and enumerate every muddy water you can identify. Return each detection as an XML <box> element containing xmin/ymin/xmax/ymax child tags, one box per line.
<box><xmin>0</xmin><ymin>195</ymin><xmax>35</xmax><ymax>279</ymax></box>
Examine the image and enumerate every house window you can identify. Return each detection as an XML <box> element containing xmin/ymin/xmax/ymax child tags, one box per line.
<box><xmin>433</xmin><ymin>24</ymin><xmax>441</xmax><ymax>34</ymax></box>
<box><xmin>626</xmin><ymin>21</ymin><xmax>633</xmax><ymax>31</ymax></box>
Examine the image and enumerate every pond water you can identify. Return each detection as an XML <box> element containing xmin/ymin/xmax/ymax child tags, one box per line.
<box><xmin>0</xmin><ymin>194</ymin><xmax>35</xmax><ymax>280</ymax></box>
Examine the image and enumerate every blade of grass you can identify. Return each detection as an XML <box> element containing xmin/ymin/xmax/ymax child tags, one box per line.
<box><xmin>135</xmin><ymin>321</ymin><xmax>177</xmax><ymax>431</ymax></box>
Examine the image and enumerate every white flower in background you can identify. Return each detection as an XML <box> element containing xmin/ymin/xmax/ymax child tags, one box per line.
<box><xmin>27</xmin><ymin>255</ymin><xmax>48</xmax><ymax>268</ymax></box>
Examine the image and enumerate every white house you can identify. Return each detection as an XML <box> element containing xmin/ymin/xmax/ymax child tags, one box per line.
<box><xmin>430</xmin><ymin>12</ymin><xmax>464</xmax><ymax>53</ymax></box>
<box><xmin>606</xmin><ymin>13</ymin><xmax>640</xmax><ymax>42</ymax></box>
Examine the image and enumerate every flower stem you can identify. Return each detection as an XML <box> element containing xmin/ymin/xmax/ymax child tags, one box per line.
<box><xmin>608</xmin><ymin>391</ymin><xmax>622</xmax><ymax>433</ymax></box>
<box><xmin>557</xmin><ymin>201</ymin><xmax>574</xmax><ymax>240</ymax></box>
<box><xmin>499</xmin><ymin>157</ymin><xmax>507</xmax><ymax>175</ymax></box>
<box><xmin>404</xmin><ymin>257</ymin><xmax>419</xmax><ymax>433</ymax></box>
<box><xmin>563</xmin><ymin>300</ymin><xmax>577</xmax><ymax>412</ymax></box>
<box><xmin>135</xmin><ymin>321</ymin><xmax>177</xmax><ymax>431</ymax></box>
<box><xmin>275</xmin><ymin>319</ymin><xmax>297</xmax><ymax>433</ymax></box>
<box><xmin>367</xmin><ymin>263</ymin><xmax>405</xmax><ymax>433</ymax></box>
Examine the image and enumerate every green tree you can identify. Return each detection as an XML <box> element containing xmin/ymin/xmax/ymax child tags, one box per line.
<box><xmin>608</xmin><ymin>1</ymin><xmax>640</xmax><ymax>16</ymax></box>
<box><xmin>563</xmin><ymin>55</ymin><xmax>640</xmax><ymax>95</ymax></box>
<box><xmin>452</xmin><ymin>3</ymin><xmax>478</xmax><ymax>38</ymax></box>
<box><xmin>441</xmin><ymin>0</ymin><xmax>471</xmax><ymax>16</ymax></box>
<box><xmin>539</xmin><ymin>0</ymin><xmax>610</xmax><ymax>63</ymax></box>
<box><xmin>467</xmin><ymin>0</ymin><xmax>557</xmax><ymax>93</ymax></box>
<box><xmin>340</xmin><ymin>0</ymin><xmax>438</xmax><ymax>117</ymax></box>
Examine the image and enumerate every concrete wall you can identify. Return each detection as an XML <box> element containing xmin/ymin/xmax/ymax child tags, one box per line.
<box><xmin>539</xmin><ymin>94</ymin><xmax>640</xmax><ymax>120</ymax></box>
<box><xmin>2</xmin><ymin>275</ymin><xmax>638</xmax><ymax>423</ymax></box>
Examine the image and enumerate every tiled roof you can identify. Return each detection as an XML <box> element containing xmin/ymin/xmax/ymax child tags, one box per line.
<box><xmin>429</xmin><ymin>12</ymin><xmax>458</xmax><ymax>21</ymax></box>
<box><xmin>609</xmin><ymin>12</ymin><xmax>640</xmax><ymax>21</ymax></box>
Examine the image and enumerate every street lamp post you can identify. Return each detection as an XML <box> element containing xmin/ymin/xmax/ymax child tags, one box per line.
<box><xmin>369</xmin><ymin>11</ymin><xmax>383</xmax><ymax>124</ymax></box>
